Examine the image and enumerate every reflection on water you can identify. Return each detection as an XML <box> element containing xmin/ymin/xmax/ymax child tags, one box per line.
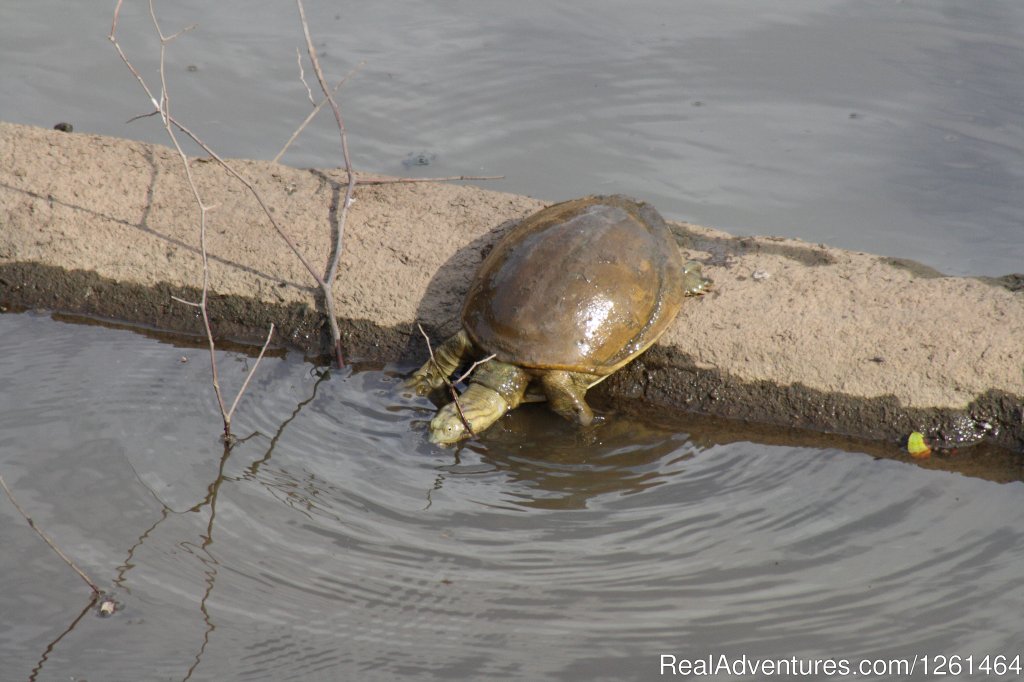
<box><xmin>1</xmin><ymin>312</ymin><xmax>1023</xmax><ymax>680</ymax></box>
<box><xmin>441</xmin><ymin>406</ymin><xmax>697</xmax><ymax>511</ymax></box>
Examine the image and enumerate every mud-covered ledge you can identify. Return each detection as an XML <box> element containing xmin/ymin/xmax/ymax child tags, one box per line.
<box><xmin>2</xmin><ymin>120</ymin><xmax>1023</xmax><ymax>452</ymax></box>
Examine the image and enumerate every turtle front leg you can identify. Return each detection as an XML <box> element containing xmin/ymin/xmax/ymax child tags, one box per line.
<box><xmin>406</xmin><ymin>329</ymin><xmax>474</xmax><ymax>395</ymax></box>
<box><xmin>429</xmin><ymin>361</ymin><xmax>528</xmax><ymax>444</ymax></box>
<box><xmin>538</xmin><ymin>370</ymin><xmax>600</xmax><ymax>426</ymax></box>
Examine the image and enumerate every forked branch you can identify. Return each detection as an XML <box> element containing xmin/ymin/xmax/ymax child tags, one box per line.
<box><xmin>110</xmin><ymin>0</ymin><xmax>276</xmax><ymax>438</ymax></box>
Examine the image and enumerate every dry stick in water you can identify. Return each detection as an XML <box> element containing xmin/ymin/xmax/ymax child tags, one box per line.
<box><xmin>0</xmin><ymin>475</ymin><xmax>102</xmax><ymax>596</ymax></box>
<box><xmin>416</xmin><ymin>324</ymin><xmax>480</xmax><ymax>437</ymax></box>
<box><xmin>296</xmin><ymin>0</ymin><xmax>355</xmax><ymax>369</ymax></box>
<box><xmin>110</xmin><ymin>1</ymin><xmax>276</xmax><ymax>437</ymax></box>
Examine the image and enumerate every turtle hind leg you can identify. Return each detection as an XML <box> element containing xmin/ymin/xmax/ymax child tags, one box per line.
<box><xmin>539</xmin><ymin>370</ymin><xmax>600</xmax><ymax>426</ymax></box>
<box><xmin>406</xmin><ymin>329</ymin><xmax>473</xmax><ymax>395</ymax></box>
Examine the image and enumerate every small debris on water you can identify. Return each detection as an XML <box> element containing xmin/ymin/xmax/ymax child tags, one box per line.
<box><xmin>97</xmin><ymin>597</ymin><xmax>118</xmax><ymax>617</ymax></box>
<box><xmin>403</xmin><ymin>151</ymin><xmax>436</xmax><ymax>168</ymax></box>
<box><xmin>907</xmin><ymin>431</ymin><xmax>931</xmax><ymax>458</ymax></box>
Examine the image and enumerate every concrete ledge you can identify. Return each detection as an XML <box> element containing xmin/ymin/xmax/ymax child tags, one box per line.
<box><xmin>2</xmin><ymin>121</ymin><xmax>1022</xmax><ymax>453</ymax></box>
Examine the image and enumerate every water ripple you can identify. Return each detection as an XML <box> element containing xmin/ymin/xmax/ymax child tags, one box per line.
<box><xmin>3</xmin><ymin>313</ymin><xmax>1023</xmax><ymax>680</ymax></box>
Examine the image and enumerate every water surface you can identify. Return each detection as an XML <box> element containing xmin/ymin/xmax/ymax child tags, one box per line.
<box><xmin>1</xmin><ymin>312</ymin><xmax>1022</xmax><ymax>680</ymax></box>
<box><xmin>2</xmin><ymin>0</ymin><xmax>1023</xmax><ymax>275</ymax></box>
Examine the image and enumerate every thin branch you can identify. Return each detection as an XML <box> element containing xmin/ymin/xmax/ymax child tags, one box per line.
<box><xmin>141</xmin><ymin>0</ymin><xmax>229</xmax><ymax>425</ymax></box>
<box><xmin>112</xmin><ymin>0</ymin><xmax>288</xmax><ymax>439</ymax></box>
<box><xmin>273</xmin><ymin>61</ymin><xmax>364</xmax><ymax>164</ymax></box>
<box><xmin>296</xmin><ymin>47</ymin><xmax>315</xmax><ymax>106</ymax></box>
<box><xmin>168</xmin><ymin>117</ymin><xmax>327</xmax><ymax>288</ymax></box>
<box><xmin>454</xmin><ymin>354</ymin><xmax>496</xmax><ymax>386</ymax></box>
<box><xmin>296</xmin><ymin>0</ymin><xmax>356</xmax><ymax>369</ymax></box>
<box><xmin>110</xmin><ymin>0</ymin><xmax>161</xmax><ymax>113</ymax></box>
<box><xmin>355</xmin><ymin>174</ymin><xmax>505</xmax><ymax>185</ymax></box>
<box><xmin>171</xmin><ymin>295</ymin><xmax>202</xmax><ymax>308</ymax></box>
<box><xmin>0</xmin><ymin>475</ymin><xmax>102</xmax><ymax>596</ymax></box>
<box><xmin>110</xmin><ymin>4</ymin><xmax>327</xmax><ymax>292</ymax></box>
<box><xmin>296</xmin><ymin>15</ymin><xmax>348</xmax><ymax>366</ymax></box>
<box><xmin>417</xmin><ymin>324</ymin><xmax>475</xmax><ymax>437</ymax></box>
<box><xmin>225</xmin><ymin>323</ymin><xmax>276</xmax><ymax>422</ymax></box>
<box><xmin>125</xmin><ymin>110</ymin><xmax>162</xmax><ymax>125</ymax></box>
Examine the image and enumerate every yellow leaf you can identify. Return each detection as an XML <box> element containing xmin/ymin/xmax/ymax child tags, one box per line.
<box><xmin>907</xmin><ymin>431</ymin><xmax>931</xmax><ymax>458</ymax></box>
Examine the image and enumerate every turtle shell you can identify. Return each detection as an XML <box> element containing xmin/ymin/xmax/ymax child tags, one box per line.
<box><xmin>461</xmin><ymin>195</ymin><xmax>686</xmax><ymax>376</ymax></box>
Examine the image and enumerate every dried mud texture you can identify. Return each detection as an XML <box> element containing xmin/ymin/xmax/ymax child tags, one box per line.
<box><xmin>2</xmin><ymin>121</ymin><xmax>1023</xmax><ymax>454</ymax></box>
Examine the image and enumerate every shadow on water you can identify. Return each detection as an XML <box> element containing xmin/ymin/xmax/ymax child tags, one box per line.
<box><xmin>431</xmin><ymin>394</ymin><xmax>1022</xmax><ymax>518</ymax></box>
<box><xmin>438</xmin><ymin>405</ymin><xmax>698</xmax><ymax>511</ymax></box>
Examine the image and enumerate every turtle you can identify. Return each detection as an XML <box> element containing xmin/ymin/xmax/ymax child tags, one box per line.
<box><xmin>408</xmin><ymin>195</ymin><xmax>710</xmax><ymax>444</ymax></box>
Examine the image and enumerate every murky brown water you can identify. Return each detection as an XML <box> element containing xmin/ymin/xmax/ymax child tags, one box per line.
<box><xmin>2</xmin><ymin>312</ymin><xmax>1023</xmax><ymax>681</ymax></box>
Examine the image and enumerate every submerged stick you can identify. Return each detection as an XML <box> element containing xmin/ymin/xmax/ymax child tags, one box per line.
<box><xmin>0</xmin><ymin>475</ymin><xmax>102</xmax><ymax>596</ymax></box>
<box><xmin>417</xmin><ymin>324</ymin><xmax>476</xmax><ymax>437</ymax></box>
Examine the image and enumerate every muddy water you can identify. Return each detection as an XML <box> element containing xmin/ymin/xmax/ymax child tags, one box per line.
<box><xmin>3</xmin><ymin>1</ymin><xmax>1024</xmax><ymax>276</ymax></box>
<box><xmin>1</xmin><ymin>311</ymin><xmax>1022</xmax><ymax>680</ymax></box>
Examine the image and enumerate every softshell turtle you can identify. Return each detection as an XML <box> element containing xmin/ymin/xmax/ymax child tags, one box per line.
<box><xmin>409</xmin><ymin>195</ymin><xmax>709</xmax><ymax>444</ymax></box>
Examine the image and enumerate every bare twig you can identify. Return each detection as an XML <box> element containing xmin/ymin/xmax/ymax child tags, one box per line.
<box><xmin>113</xmin><ymin>2</ymin><xmax>498</xmax><ymax>376</ymax></box>
<box><xmin>0</xmin><ymin>475</ymin><xmax>102</xmax><ymax>596</ymax></box>
<box><xmin>296</xmin><ymin>47</ymin><xmax>315</xmax><ymax>106</ymax></box>
<box><xmin>110</xmin><ymin>2</ymin><xmax>329</xmax><ymax>294</ymax></box>
<box><xmin>176</xmin><ymin>120</ymin><xmax>327</xmax><ymax>285</ymax></box>
<box><xmin>355</xmin><ymin>174</ymin><xmax>505</xmax><ymax>185</ymax></box>
<box><xmin>454</xmin><ymin>353</ymin><xmax>496</xmax><ymax>385</ymax></box>
<box><xmin>111</xmin><ymin>0</ymin><xmax>279</xmax><ymax>437</ymax></box>
<box><xmin>225</xmin><ymin>323</ymin><xmax>276</xmax><ymax>423</ymax></box>
<box><xmin>274</xmin><ymin>61</ymin><xmax>365</xmax><ymax>164</ymax></box>
<box><xmin>143</xmin><ymin>0</ymin><xmax>230</xmax><ymax>427</ymax></box>
<box><xmin>296</xmin><ymin>0</ymin><xmax>355</xmax><ymax>369</ymax></box>
<box><xmin>416</xmin><ymin>324</ymin><xmax>475</xmax><ymax>437</ymax></box>
<box><xmin>170</xmin><ymin>295</ymin><xmax>201</xmax><ymax>308</ymax></box>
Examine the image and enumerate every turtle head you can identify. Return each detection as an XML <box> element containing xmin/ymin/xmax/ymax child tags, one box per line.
<box><xmin>427</xmin><ymin>382</ymin><xmax>511</xmax><ymax>444</ymax></box>
<box><xmin>429</xmin><ymin>406</ymin><xmax>469</xmax><ymax>444</ymax></box>
<box><xmin>681</xmin><ymin>260</ymin><xmax>712</xmax><ymax>296</ymax></box>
